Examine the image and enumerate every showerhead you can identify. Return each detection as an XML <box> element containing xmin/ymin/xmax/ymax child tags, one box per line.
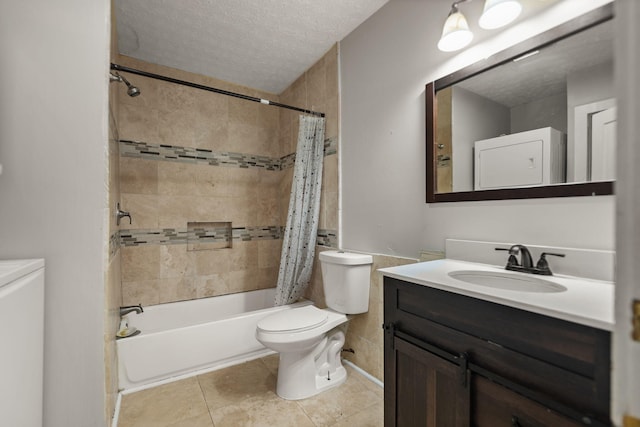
<box><xmin>109</xmin><ymin>71</ymin><xmax>141</xmax><ymax>97</ymax></box>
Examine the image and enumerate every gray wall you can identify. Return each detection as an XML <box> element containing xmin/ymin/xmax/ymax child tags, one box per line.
<box><xmin>510</xmin><ymin>92</ymin><xmax>568</xmax><ymax>134</ymax></box>
<box><xmin>451</xmin><ymin>87</ymin><xmax>510</xmax><ymax>192</ymax></box>
<box><xmin>0</xmin><ymin>1</ymin><xmax>109</xmax><ymax>426</ymax></box>
<box><xmin>340</xmin><ymin>0</ymin><xmax>614</xmax><ymax>258</ymax></box>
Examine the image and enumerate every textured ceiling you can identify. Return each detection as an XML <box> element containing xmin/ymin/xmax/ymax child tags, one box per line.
<box><xmin>457</xmin><ymin>14</ymin><xmax>613</xmax><ymax>108</ymax></box>
<box><xmin>114</xmin><ymin>0</ymin><xmax>389</xmax><ymax>94</ymax></box>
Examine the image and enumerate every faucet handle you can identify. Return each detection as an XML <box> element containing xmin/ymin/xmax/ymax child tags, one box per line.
<box><xmin>495</xmin><ymin>247</ymin><xmax>519</xmax><ymax>267</ymax></box>
<box><xmin>535</xmin><ymin>252</ymin><xmax>566</xmax><ymax>275</ymax></box>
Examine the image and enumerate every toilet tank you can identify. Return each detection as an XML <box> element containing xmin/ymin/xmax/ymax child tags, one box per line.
<box><xmin>319</xmin><ymin>251</ymin><xmax>373</xmax><ymax>314</ymax></box>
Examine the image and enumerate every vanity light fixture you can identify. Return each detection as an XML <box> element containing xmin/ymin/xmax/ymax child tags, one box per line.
<box><xmin>437</xmin><ymin>0</ymin><xmax>523</xmax><ymax>52</ymax></box>
<box><xmin>438</xmin><ymin>1</ymin><xmax>474</xmax><ymax>52</ymax></box>
<box><xmin>479</xmin><ymin>0</ymin><xmax>523</xmax><ymax>29</ymax></box>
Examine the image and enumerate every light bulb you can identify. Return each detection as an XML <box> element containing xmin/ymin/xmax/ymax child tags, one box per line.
<box><xmin>438</xmin><ymin>10</ymin><xmax>474</xmax><ymax>52</ymax></box>
<box><xmin>479</xmin><ymin>0</ymin><xmax>522</xmax><ymax>30</ymax></box>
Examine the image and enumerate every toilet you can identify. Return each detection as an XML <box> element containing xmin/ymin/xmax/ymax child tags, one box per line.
<box><xmin>256</xmin><ymin>250</ymin><xmax>373</xmax><ymax>400</ymax></box>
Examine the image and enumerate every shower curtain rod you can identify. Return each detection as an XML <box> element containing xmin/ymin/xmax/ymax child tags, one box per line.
<box><xmin>110</xmin><ymin>63</ymin><xmax>325</xmax><ymax>118</ymax></box>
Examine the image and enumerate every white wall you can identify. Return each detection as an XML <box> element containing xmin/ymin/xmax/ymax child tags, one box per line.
<box><xmin>0</xmin><ymin>1</ymin><xmax>110</xmax><ymax>426</ymax></box>
<box><xmin>613</xmin><ymin>1</ymin><xmax>640</xmax><ymax>423</ymax></box>
<box><xmin>341</xmin><ymin>0</ymin><xmax>614</xmax><ymax>258</ymax></box>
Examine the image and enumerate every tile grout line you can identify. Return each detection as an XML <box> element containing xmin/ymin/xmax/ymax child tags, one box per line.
<box><xmin>195</xmin><ymin>374</ymin><xmax>217</xmax><ymax>427</ymax></box>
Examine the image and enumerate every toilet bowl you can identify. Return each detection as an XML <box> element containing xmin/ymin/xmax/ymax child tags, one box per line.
<box><xmin>256</xmin><ymin>250</ymin><xmax>373</xmax><ymax>400</ymax></box>
<box><xmin>256</xmin><ymin>305</ymin><xmax>348</xmax><ymax>400</ymax></box>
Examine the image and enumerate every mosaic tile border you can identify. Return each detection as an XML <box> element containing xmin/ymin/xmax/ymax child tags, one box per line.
<box><xmin>120</xmin><ymin>226</ymin><xmax>283</xmax><ymax>247</ymax></box>
<box><xmin>317</xmin><ymin>229</ymin><xmax>338</xmax><ymax>248</ymax></box>
<box><xmin>117</xmin><ymin>226</ymin><xmax>338</xmax><ymax>248</ymax></box>
<box><xmin>109</xmin><ymin>232</ymin><xmax>120</xmax><ymax>258</ymax></box>
<box><xmin>119</xmin><ymin>136</ymin><xmax>337</xmax><ymax>171</ymax></box>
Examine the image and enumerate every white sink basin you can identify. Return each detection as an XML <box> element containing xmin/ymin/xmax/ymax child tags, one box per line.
<box><xmin>448</xmin><ymin>270</ymin><xmax>567</xmax><ymax>293</ymax></box>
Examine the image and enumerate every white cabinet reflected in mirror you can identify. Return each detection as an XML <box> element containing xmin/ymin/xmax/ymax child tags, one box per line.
<box><xmin>427</xmin><ymin>4</ymin><xmax>614</xmax><ymax>203</ymax></box>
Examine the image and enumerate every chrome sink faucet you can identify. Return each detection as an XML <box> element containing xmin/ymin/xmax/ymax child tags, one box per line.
<box><xmin>496</xmin><ymin>244</ymin><xmax>565</xmax><ymax>276</ymax></box>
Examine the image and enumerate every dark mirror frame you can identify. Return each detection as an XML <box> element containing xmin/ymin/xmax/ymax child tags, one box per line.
<box><xmin>426</xmin><ymin>4</ymin><xmax>614</xmax><ymax>203</ymax></box>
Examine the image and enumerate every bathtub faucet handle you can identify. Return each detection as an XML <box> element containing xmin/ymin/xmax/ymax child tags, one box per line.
<box><xmin>119</xmin><ymin>304</ymin><xmax>143</xmax><ymax>317</ymax></box>
<box><xmin>116</xmin><ymin>203</ymin><xmax>132</xmax><ymax>226</ymax></box>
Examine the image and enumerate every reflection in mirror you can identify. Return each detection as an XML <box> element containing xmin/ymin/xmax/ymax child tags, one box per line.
<box><xmin>428</xmin><ymin>4</ymin><xmax>614</xmax><ymax>201</ymax></box>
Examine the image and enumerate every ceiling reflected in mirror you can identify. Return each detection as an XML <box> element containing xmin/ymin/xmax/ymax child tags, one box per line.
<box><xmin>426</xmin><ymin>4</ymin><xmax>614</xmax><ymax>203</ymax></box>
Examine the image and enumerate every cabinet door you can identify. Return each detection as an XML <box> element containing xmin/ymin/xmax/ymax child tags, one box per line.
<box><xmin>472</xmin><ymin>375</ymin><xmax>584</xmax><ymax>427</ymax></box>
<box><xmin>393</xmin><ymin>337</ymin><xmax>469</xmax><ymax>427</ymax></box>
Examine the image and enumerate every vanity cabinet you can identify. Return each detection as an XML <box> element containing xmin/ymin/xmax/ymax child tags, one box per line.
<box><xmin>383</xmin><ymin>277</ymin><xmax>611</xmax><ymax>427</ymax></box>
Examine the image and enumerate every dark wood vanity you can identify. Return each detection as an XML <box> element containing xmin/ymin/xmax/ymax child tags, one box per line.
<box><xmin>383</xmin><ymin>276</ymin><xmax>611</xmax><ymax>427</ymax></box>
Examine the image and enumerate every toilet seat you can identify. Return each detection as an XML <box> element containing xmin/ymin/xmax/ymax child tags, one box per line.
<box><xmin>257</xmin><ymin>306</ymin><xmax>328</xmax><ymax>333</ymax></box>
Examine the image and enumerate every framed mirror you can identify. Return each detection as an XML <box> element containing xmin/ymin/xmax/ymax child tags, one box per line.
<box><xmin>426</xmin><ymin>4</ymin><xmax>614</xmax><ymax>203</ymax></box>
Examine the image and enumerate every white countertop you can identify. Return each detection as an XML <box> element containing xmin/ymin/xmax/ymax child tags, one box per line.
<box><xmin>379</xmin><ymin>259</ymin><xmax>614</xmax><ymax>331</ymax></box>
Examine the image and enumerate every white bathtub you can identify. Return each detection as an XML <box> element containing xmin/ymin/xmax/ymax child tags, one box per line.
<box><xmin>117</xmin><ymin>288</ymin><xmax>311</xmax><ymax>390</ymax></box>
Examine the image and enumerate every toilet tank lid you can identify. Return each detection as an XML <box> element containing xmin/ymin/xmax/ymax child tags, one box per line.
<box><xmin>319</xmin><ymin>251</ymin><xmax>373</xmax><ymax>265</ymax></box>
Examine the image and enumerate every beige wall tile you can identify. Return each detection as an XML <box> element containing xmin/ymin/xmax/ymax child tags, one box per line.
<box><xmin>257</xmin><ymin>268</ymin><xmax>279</xmax><ymax>289</ymax></box>
<box><xmin>256</xmin><ymin>126</ymin><xmax>279</xmax><ymax>158</ymax></box>
<box><xmin>223</xmin><ymin>269</ymin><xmax>260</xmax><ymax>293</ymax></box>
<box><xmin>258</xmin><ymin>105</ymin><xmax>279</xmax><ymax>130</ymax></box>
<box><xmin>258</xmin><ymin>239</ymin><xmax>282</xmax><ymax>269</ymax></box>
<box><xmin>322</xmin><ymin>154</ymin><xmax>338</xmax><ymax>192</ymax></box>
<box><xmin>194</xmin><ymin>249</ymin><xmax>231</xmax><ymax>276</ymax></box>
<box><xmin>156</xmin><ymin>195</ymin><xmax>224</xmax><ymax>229</ymax></box>
<box><xmin>226</xmin><ymin>168</ymin><xmax>259</xmax><ymax>198</ymax></box>
<box><xmin>325</xmin><ymin>95</ymin><xmax>339</xmax><ymax>140</ymax></box>
<box><xmin>156</xmin><ymin>81</ymin><xmax>198</xmax><ymax>114</ymax></box>
<box><xmin>159</xmin><ymin>245</ymin><xmax>195</xmax><ymax>279</ymax></box>
<box><xmin>325</xmin><ymin>46</ymin><xmax>339</xmax><ymax>99</ymax></box>
<box><xmin>194</xmin><ymin>273</ymin><xmax>230</xmax><ymax>298</ymax></box>
<box><xmin>257</xmin><ymin>191</ymin><xmax>281</xmax><ymax>226</ymax></box>
<box><xmin>121</xmin><ymin>279</ymin><xmax>160</xmax><ymax>307</ymax></box>
<box><xmin>118</xmin><ymin>103</ymin><xmax>160</xmax><ymax>143</ymax></box>
<box><xmin>157</xmin><ymin>161</ymin><xmax>197</xmax><ymax>195</ymax></box>
<box><xmin>120</xmin><ymin>194</ymin><xmax>159</xmax><ymax>229</ymax></box>
<box><xmin>306</xmin><ymin>56</ymin><xmax>327</xmax><ymax>110</ymax></box>
<box><xmin>227</xmin><ymin>123</ymin><xmax>259</xmax><ymax>154</ymax></box>
<box><xmin>228</xmin><ymin>241</ymin><xmax>259</xmax><ymax>272</ymax></box>
<box><xmin>225</xmin><ymin>197</ymin><xmax>258</xmax><ymax>227</ymax></box>
<box><xmin>193</xmin><ymin>164</ymin><xmax>228</xmax><ymax>198</ymax></box>
<box><xmin>193</xmin><ymin>119</ymin><xmax>229</xmax><ymax>152</ymax></box>
<box><xmin>229</xmin><ymin>96</ymin><xmax>259</xmax><ymax>126</ymax></box>
<box><xmin>158</xmin><ymin>277</ymin><xmax>198</xmax><ymax>304</ymax></box>
<box><xmin>157</xmin><ymin>108</ymin><xmax>197</xmax><ymax>147</ymax></box>
<box><xmin>343</xmin><ymin>334</ymin><xmax>383</xmax><ymax>382</ymax></box>
<box><xmin>324</xmin><ymin>190</ymin><xmax>339</xmax><ymax>231</ymax></box>
<box><xmin>120</xmin><ymin>157</ymin><xmax>158</xmax><ymax>195</ymax></box>
<box><xmin>121</xmin><ymin>246</ymin><xmax>160</xmax><ymax>282</ymax></box>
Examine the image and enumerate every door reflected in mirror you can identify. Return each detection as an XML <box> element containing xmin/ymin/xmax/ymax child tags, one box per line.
<box><xmin>427</xmin><ymin>4</ymin><xmax>615</xmax><ymax>202</ymax></box>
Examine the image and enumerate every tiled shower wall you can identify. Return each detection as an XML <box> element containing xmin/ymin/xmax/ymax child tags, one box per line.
<box><xmin>115</xmin><ymin>45</ymin><xmax>339</xmax><ymax>307</ymax></box>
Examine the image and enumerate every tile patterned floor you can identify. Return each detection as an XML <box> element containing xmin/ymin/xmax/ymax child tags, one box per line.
<box><xmin>117</xmin><ymin>355</ymin><xmax>384</xmax><ymax>427</ymax></box>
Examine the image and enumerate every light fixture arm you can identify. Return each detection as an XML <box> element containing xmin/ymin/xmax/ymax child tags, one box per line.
<box><xmin>438</xmin><ymin>0</ymin><xmax>522</xmax><ymax>52</ymax></box>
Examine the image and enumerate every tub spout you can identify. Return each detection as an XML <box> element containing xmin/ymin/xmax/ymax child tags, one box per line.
<box><xmin>120</xmin><ymin>304</ymin><xmax>143</xmax><ymax>316</ymax></box>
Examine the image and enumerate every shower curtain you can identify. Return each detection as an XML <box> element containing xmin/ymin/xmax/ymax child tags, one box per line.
<box><xmin>274</xmin><ymin>115</ymin><xmax>326</xmax><ymax>306</ymax></box>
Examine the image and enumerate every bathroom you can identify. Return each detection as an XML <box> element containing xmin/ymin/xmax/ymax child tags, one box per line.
<box><xmin>0</xmin><ymin>0</ymin><xmax>638</xmax><ymax>426</ymax></box>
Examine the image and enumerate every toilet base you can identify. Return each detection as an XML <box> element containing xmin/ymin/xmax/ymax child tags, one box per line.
<box><xmin>275</xmin><ymin>329</ymin><xmax>346</xmax><ymax>400</ymax></box>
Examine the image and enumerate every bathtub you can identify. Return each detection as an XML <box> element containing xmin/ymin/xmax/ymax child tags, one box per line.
<box><xmin>117</xmin><ymin>288</ymin><xmax>311</xmax><ymax>390</ymax></box>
